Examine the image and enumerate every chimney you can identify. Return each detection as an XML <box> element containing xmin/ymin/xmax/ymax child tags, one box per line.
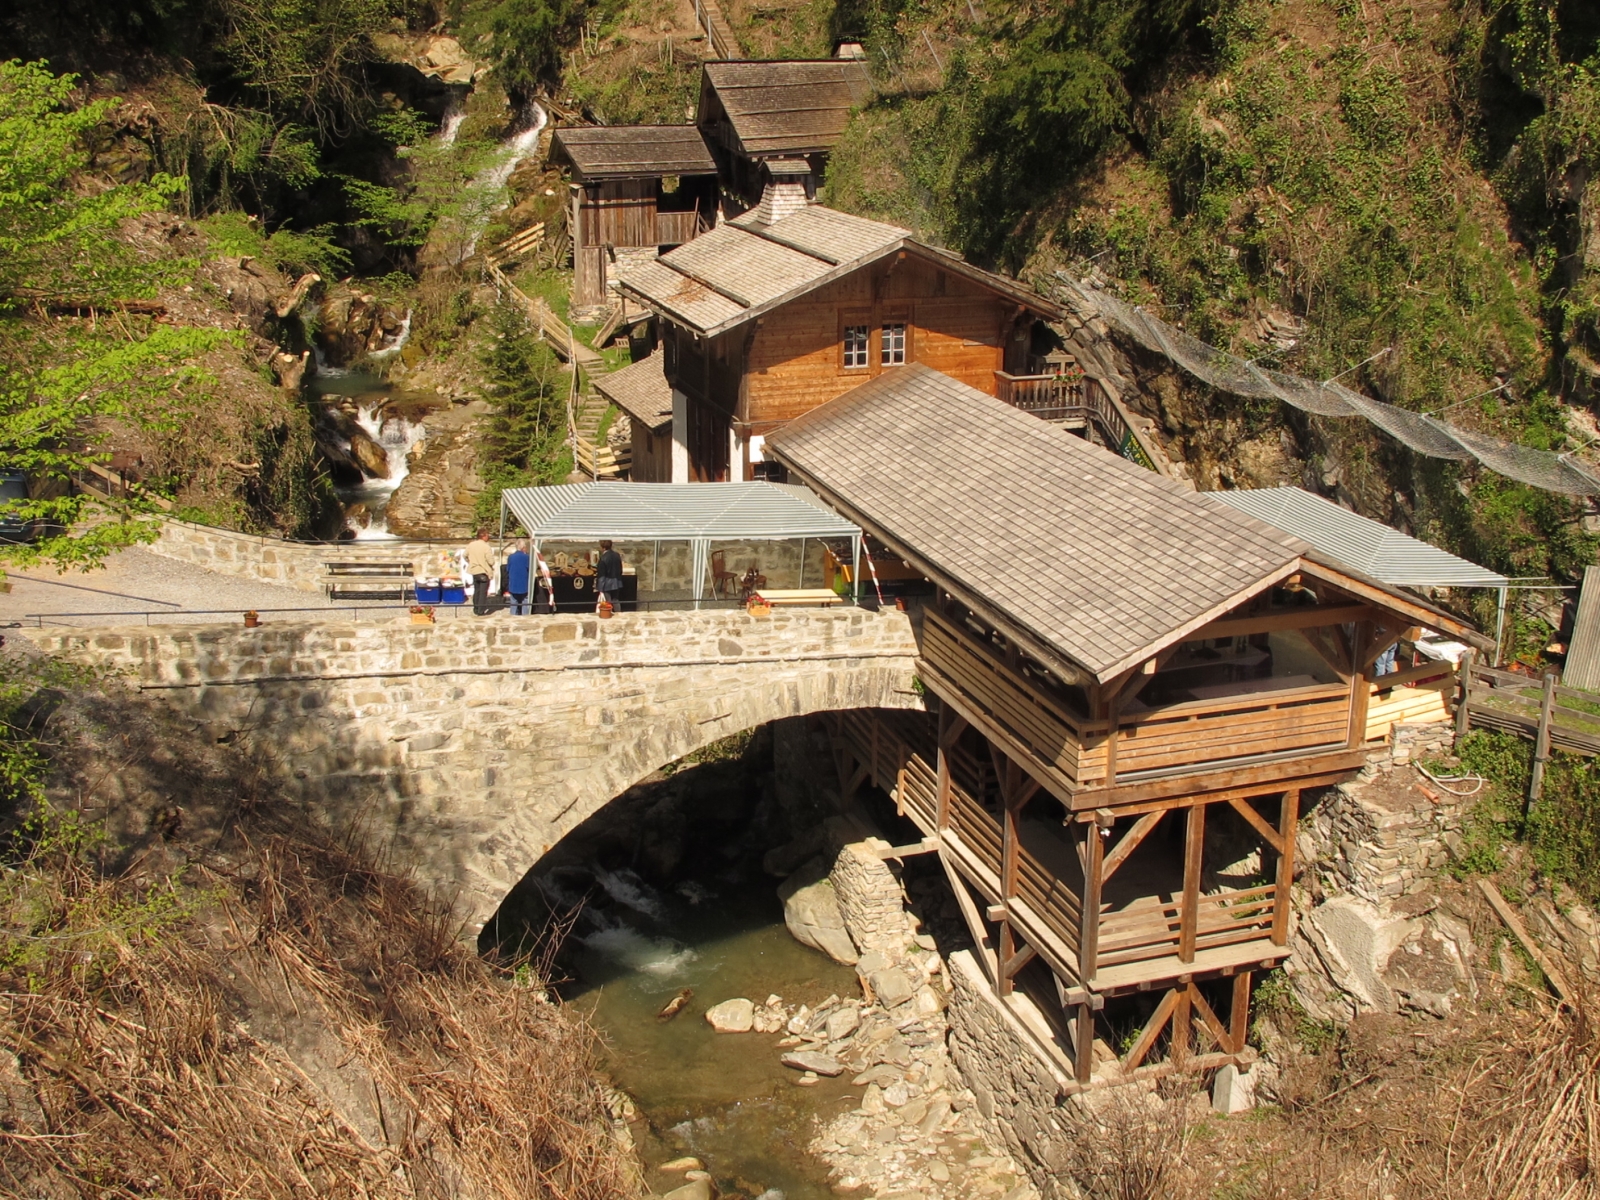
<box><xmin>754</xmin><ymin>159</ymin><xmax>812</xmax><ymax>225</ymax></box>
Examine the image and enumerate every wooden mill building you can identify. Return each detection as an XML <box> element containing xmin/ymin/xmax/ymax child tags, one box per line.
<box><xmin>619</xmin><ymin>193</ymin><xmax>1065</xmax><ymax>481</ymax></box>
<box><xmin>764</xmin><ymin>365</ymin><xmax>1488</xmax><ymax>1088</ymax></box>
<box><xmin>696</xmin><ymin>58</ymin><xmax>871</xmax><ymax>207</ymax></box>
<box><xmin>550</xmin><ymin>125</ymin><xmax>720</xmax><ymax>308</ymax></box>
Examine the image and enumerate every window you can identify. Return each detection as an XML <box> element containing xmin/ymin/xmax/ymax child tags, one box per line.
<box><xmin>881</xmin><ymin>322</ymin><xmax>907</xmax><ymax>366</ymax></box>
<box><xmin>843</xmin><ymin>325</ymin><xmax>869</xmax><ymax>368</ymax></box>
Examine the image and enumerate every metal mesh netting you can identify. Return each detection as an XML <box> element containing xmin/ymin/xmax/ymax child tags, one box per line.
<box><xmin>1055</xmin><ymin>276</ymin><xmax>1600</xmax><ymax>496</ymax></box>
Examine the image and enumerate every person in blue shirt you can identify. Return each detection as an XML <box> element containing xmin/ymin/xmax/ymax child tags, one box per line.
<box><xmin>505</xmin><ymin>538</ymin><xmax>532</xmax><ymax>615</ymax></box>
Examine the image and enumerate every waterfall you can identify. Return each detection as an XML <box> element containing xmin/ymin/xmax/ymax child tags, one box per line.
<box><xmin>310</xmin><ymin>343</ymin><xmax>348</xmax><ymax>378</ymax></box>
<box><xmin>455</xmin><ymin>103</ymin><xmax>549</xmax><ymax>262</ymax></box>
<box><xmin>438</xmin><ymin>97</ymin><xmax>467</xmax><ymax>147</ymax></box>
<box><xmin>342</xmin><ymin>402</ymin><xmax>427</xmax><ymax>540</ymax></box>
<box><xmin>367</xmin><ymin>309</ymin><xmax>413</xmax><ymax>363</ymax></box>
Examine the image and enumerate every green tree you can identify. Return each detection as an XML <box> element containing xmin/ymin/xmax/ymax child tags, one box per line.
<box><xmin>474</xmin><ymin>302</ymin><xmax>571</xmax><ymax>526</ymax></box>
<box><xmin>0</xmin><ymin>60</ymin><xmax>227</xmax><ymax>572</ymax></box>
<box><xmin>488</xmin><ymin>0</ymin><xmax>587</xmax><ymax>99</ymax></box>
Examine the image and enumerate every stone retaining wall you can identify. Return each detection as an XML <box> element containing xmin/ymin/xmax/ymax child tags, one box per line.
<box><xmin>25</xmin><ymin>607</ymin><xmax>922</xmax><ymax>934</ymax></box>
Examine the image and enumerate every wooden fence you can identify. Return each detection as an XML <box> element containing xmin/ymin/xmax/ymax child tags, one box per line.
<box><xmin>1457</xmin><ymin>655</ymin><xmax>1600</xmax><ymax>800</ymax></box>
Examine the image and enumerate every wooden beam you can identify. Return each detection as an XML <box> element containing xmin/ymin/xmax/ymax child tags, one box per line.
<box><xmin>1346</xmin><ymin>622</ymin><xmax>1374</xmax><ymax>749</ymax></box>
<box><xmin>1078</xmin><ymin>820</ymin><xmax>1104</xmax><ymax>982</ymax></box>
<box><xmin>1229</xmin><ymin>972</ymin><xmax>1252</xmax><ymax>1055</ymax></box>
<box><xmin>1179</xmin><ymin>804</ymin><xmax>1205</xmax><ymax>962</ymax></box>
<box><xmin>934</xmin><ymin>709</ymin><xmax>954</xmax><ymax>832</ymax></box>
<box><xmin>1190</xmin><ymin>603</ymin><xmax>1376</xmax><ymax>641</ymax></box>
<box><xmin>1297</xmin><ymin>558</ymin><xmax>1492</xmax><ymax>650</ymax></box>
<box><xmin>940</xmin><ymin>850</ymin><xmax>996</xmax><ymax>983</ymax></box>
<box><xmin>1069</xmin><ymin>748</ymin><xmax>1367</xmax><ymax>810</ymax></box>
<box><xmin>1002</xmin><ymin>942</ymin><xmax>1037</xmax><ymax>979</ymax></box>
<box><xmin>1225</xmin><ymin>796</ymin><xmax>1284</xmax><ymax>854</ymax></box>
<box><xmin>1074</xmin><ymin>1002</ymin><xmax>1096</xmax><ymax>1084</ymax></box>
<box><xmin>1171</xmin><ymin>985</ymin><xmax>1193</xmax><ymax>1068</ymax></box>
<box><xmin>1099</xmin><ymin>810</ymin><xmax>1164</xmax><ymax>885</ymax></box>
<box><xmin>1190</xmin><ymin>984</ymin><xmax>1230</xmax><ymax>1054</ymax></box>
<box><xmin>1272</xmin><ymin>790</ymin><xmax>1300</xmax><ymax>944</ymax></box>
<box><xmin>1121</xmin><ymin>986</ymin><xmax>1180</xmax><ymax>1072</ymax></box>
<box><xmin>1476</xmin><ymin>878</ymin><xmax>1573</xmax><ymax>1003</ymax></box>
<box><xmin>998</xmin><ymin>918</ymin><xmax>1017</xmax><ymax>997</ymax></box>
<box><xmin>876</xmin><ymin>838</ymin><xmax>939</xmax><ymax>860</ymax></box>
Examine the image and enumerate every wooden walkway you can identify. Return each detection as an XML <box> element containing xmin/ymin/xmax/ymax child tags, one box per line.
<box><xmin>693</xmin><ymin>0</ymin><xmax>740</xmax><ymax>58</ymax></box>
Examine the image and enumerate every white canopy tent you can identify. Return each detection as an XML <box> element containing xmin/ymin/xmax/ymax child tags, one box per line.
<box><xmin>498</xmin><ymin>481</ymin><xmax>863</xmax><ymax>604</ymax></box>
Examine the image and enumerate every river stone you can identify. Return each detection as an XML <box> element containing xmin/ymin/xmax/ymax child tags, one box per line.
<box><xmin>870</xmin><ymin>968</ymin><xmax>917</xmax><ymax>1008</ymax></box>
<box><xmin>660</xmin><ymin>1157</ymin><xmax>703</xmax><ymax>1173</ymax></box>
<box><xmin>781</xmin><ymin>1050</ymin><xmax>845</xmax><ymax>1076</ymax></box>
<box><xmin>825</xmin><ymin>1005</ymin><xmax>861</xmax><ymax>1041</ymax></box>
<box><xmin>917</xmin><ymin>1097</ymin><xmax>951</xmax><ymax>1136</ymax></box>
<box><xmin>883</xmin><ymin>1081</ymin><xmax>911</xmax><ymax>1107</ymax></box>
<box><xmin>778</xmin><ymin>857</ymin><xmax>858</xmax><ymax>965</ymax></box>
<box><xmin>663</xmin><ymin>1181</ymin><xmax>712</xmax><ymax>1200</ymax></box>
<box><xmin>912</xmin><ymin>984</ymin><xmax>945</xmax><ymax>1017</ymax></box>
<box><xmin>859</xmin><ymin>1083</ymin><xmax>885</xmax><ymax>1114</ymax></box>
<box><xmin>705</xmin><ymin>998</ymin><xmax>755</xmax><ymax>1032</ymax></box>
<box><xmin>899</xmin><ymin>1096</ymin><xmax>928</xmax><ymax>1126</ymax></box>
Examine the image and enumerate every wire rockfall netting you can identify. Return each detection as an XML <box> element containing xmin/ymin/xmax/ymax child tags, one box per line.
<box><xmin>1055</xmin><ymin>275</ymin><xmax>1600</xmax><ymax>496</ymax></box>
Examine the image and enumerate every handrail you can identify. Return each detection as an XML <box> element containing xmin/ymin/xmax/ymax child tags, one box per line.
<box><xmin>1096</xmin><ymin>681</ymin><xmax>1349</xmax><ymax>729</ymax></box>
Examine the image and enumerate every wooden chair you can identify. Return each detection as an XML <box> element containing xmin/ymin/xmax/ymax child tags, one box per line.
<box><xmin>737</xmin><ymin>566</ymin><xmax>768</xmax><ymax>602</ymax></box>
<box><xmin>711</xmin><ymin>550</ymin><xmax>740</xmax><ymax>598</ymax></box>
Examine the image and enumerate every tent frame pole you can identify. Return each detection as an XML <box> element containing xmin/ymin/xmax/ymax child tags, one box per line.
<box><xmin>1494</xmin><ymin>585</ymin><xmax>1509</xmax><ymax>667</ymax></box>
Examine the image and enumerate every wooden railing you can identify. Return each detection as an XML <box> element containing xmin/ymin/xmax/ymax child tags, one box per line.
<box><xmin>1096</xmin><ymin>884</ymin><xmax>1277</xmax><ymax>969</ymax></box>
<box><xmin>1078</xmin><ymin>682</ymin><xmax>1351</xmax><ymax>787</ymax></box>
<box><xmin>655</xmin><ymin>210</ymin><xmax>703</xmax><ymax>246</ymax></box>
<box><xmin>1366</xmin><ymin>659</ymin><xmax>1455</xmax><ymax>742</ymax></box>
<box><xmin>1459</xmin><ymin>658</ymin><xmax>1600</xmax><ymax>759</ymax></box>
<box><xmin>995</xmin><ymin>374</ymin><xmax>1162</xmax><ymax>473</ymax></box>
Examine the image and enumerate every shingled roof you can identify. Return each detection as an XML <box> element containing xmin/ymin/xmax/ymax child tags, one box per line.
<box><xmin>764</xmin><ymin>365</ymin><xmax>1313</xmax><ymax>684</ymax></box>
<box><xmin>618</xmin><ymin>204</ymin><xmax>1056</xmax><ymax>337</ymax></box>
<box><xmin>551</xmin><ymin>125</ymin><xmax>717</xmax><ymax>181</ymax></box>
<box><xmin>594</xmin><ymin>352</ymin><xmax>672</xmax><ymax>433</ymax></box>
<box><xmin>698</xmin><ymin>59</ymin><xmax>872</xmax><ymax>157</ymax></box>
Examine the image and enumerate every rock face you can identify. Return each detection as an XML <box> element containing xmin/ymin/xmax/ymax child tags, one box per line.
<box><xmin>384</xmin><ymin>400</ymin><xmax>491</xmax><ymax>539</ymax></box>
<box><xmin>704</xmin><ymin>998</ymin><xmax>755</xmax><ymax>1033</ymax></box>
<box><xmin>779</xmin><ymin>856</ymin><xmax>858</xmax><ymax>965</ymax></box>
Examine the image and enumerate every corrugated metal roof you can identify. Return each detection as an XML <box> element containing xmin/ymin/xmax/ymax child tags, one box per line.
<box><xmin>1204</xmin><ymin>487</ymin><xmax>1508</xmax><ymax>588</ymax></box>
<box><xmin>501</xmin><ymin>481</ymin><xmax>860</xmax><ymax>541</ymax></box>
<box><xmin>594</xmin><ymin>352</ymin><xmax>673</xmax><ymax>433</ymax></box>
<box><xmin>764</xmin><ymin>365</ymin><xmax>1310</xmax><ymax>682</ymax></box>
<box><xmin>1562</xmin><ymin>566</ymin><xmax>1600</xmax><ymax>689</ymax></box>
<box><xmin>551</xmin><ymin>125</ymin><xmax>717</xmax><ymax>180</ymax></box>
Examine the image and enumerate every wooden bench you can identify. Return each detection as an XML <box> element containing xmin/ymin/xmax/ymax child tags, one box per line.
<box><xmin>324</xmin><ymin>561</ymin><xmax>414</xmax><ymax>601</ymax></box>
<box><xmin>753</xmin><ymin>588</ymin><xmax>845</xmax><ymax>608</ymax></box>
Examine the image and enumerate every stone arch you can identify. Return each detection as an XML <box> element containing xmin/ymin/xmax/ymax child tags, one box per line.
<box><xmin>454</xmin><ymin>655</ymin><xmax>924</xmax><ymax>935</ymax></box>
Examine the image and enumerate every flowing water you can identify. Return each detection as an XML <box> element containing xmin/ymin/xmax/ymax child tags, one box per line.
<box><xmin>307</xmin><ymin>371</ymin><xmax>433</xmax><ymax>539</ymax></box>
<box><xmin>546</xmin><ymin>862</ymin><xmax>860</xmax><ymax>1199</ymax></box>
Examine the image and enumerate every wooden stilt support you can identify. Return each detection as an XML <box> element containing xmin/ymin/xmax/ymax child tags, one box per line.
<box><xmin>1171</xmin><ymin>983</ymin><xmax>1193</xmax><ymax>1068</ymax></box>
<box><xmin>1122</xmin><ymin>987</ymin><xmax>1179</xmax><ymax>1072</ymax></box>
<box><xmin>1078</xmin><ymin>817</ymin><xmax>1104</xmax><ymax>983</ymax></box>
<box><xmin>1074</xmin><ymin>1001</ymin><xmax>1095</xmax><ymax>1084</ymax></box>
<box><xmin>1229</xmin><ymin>971</ymin><xmax>1252</xmax><ymax>1054</ymax></box>
<box><xmin>1179</xmin><ymin>804</ymin><xmax>1205</xmax><ymax>962</ymax></box>
<box><xmin>939</xmin><ymin>850</ymin><xmax>997</xmax><ymax>983</ymax></box>
<box><xmin>1272</xmin><ymin>790</ymin><xmax>1300</xmax><ymax>945</ymax></box>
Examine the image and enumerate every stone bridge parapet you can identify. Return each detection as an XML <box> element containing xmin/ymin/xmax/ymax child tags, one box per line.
<box><xmin>26</xmin><ymin>608</ymin><xmax>923</xmax><ymax>932</ymax></box>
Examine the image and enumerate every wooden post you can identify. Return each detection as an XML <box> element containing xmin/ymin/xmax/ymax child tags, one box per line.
<box><xmin>1455</xmin><ymin>649</ymin><xmax>1475</xmax><ymax>744</ymax></box>
<box><xmin>1528</xmin><ymin>670</ymin><xmax>1557</xmax><ymax>810</ymax></box>
<box><xmin>1229</xmin><ymin>971</ymin><xmax>1251</xmax><ymax>1054</ymax></box>
<box><xmin>1272</xmin><ymin>790</ymin><xmax>1299</xmax><ymax>945</ymax></box>
<box><xmin>1077</xmin><ymin>819</ymin><xmax>1104</xmax><ymax>983</ymax></box>
<box><xmin>1179</xmin><ymin>804</ymin><xmax>1205</xmax><ymax>962</ymax></box>
<box><xmin>1347</xmin><ymin>620</ymin><xmax>1375</xmax><ymax>748</ymax></box>
<box><xmin>1171</xmin><ymin>983</ymin><xmax>1193</xmax><ymax>1068</ymax></box>
<box><xmin>934</xmin><ymin>707</ymin><xmax>953</xmax><ymax>831</ymax></box>
<box><xmin>1074</xmin><ymin>1001</ymin><xmax>1095</xmax><ymax>1084</ymax></box>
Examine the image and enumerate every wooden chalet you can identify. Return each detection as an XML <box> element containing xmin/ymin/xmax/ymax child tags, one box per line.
<box><xmin>594</xmin><ymin>352</ymin><xmax>673</xmax><ymax>482</ymax></box>
<box><xmin>764</xmin><ymin>365</ymin><xmax>1490</xmax><ymax>1089</ymax></box>
<box><xmin>550</xmin><ymin>125</ymin><xmax>720</xmax><ymax>308</ymax></box>
<box><xmin>696</xmin><ymin>59</ymin><xmax>871</xmax><ymax>206</ymax></box>
<box><xmin>618</xmin><ymin>194</ymin><xmax>1060</xmax><ymax>482</ymax></box>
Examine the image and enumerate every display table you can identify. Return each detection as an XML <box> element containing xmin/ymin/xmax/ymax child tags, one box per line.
<box><xmin>547</xmin><ymin>572</ymin><xmax>638</xmax><ymax>612</ymax></box>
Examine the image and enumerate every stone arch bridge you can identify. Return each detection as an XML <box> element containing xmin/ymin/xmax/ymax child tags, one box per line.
<box><xmin>27</xmin><ymin>609</ymin><xmax>921</xmax><ymax>932</ymax></box>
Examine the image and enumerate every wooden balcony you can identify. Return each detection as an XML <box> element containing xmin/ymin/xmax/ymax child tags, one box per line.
<box><xmin>993</xmin><ymin>371</ymin><xmax>1084</xmax><ymax>423</ymax></box>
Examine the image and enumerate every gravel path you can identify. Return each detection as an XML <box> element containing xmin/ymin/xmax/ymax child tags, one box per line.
<box><xmin>0</xmin><ymin>548</ymin><xmax>430</xmax><ymax>629</ymax></box>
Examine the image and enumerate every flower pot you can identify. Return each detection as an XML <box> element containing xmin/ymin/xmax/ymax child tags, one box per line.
<box><xmin>597</xmin><ymin>600</ymin><xmax>614</xmax><ymax>619</ymax></box>
<box><xmin>243</xmin><ymin>611</ymin><xmax>260</xmax><ymax>628</ymax></box>
<box><xmin>410</xmin><ymin>605</ymin><xmax>436</xmax><ymax>625</ymax></box>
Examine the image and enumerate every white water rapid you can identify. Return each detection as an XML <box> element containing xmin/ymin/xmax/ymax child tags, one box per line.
<box><xmin>342</xmin><ymin>402</ymin><xmax>426</xmax><ymax>540</ymax></box>
<box><xmin>366</xmin><ymin>309</ymin><xmax>413</xmax><ymax>363</ymax></box>
<box><xmin>437</xmin><ymin>97</ymin><xmax>466</xmax><ymax>147</ymax></box>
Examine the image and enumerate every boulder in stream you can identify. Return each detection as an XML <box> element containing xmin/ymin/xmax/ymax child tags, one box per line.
<box><xmin>780</xmin><ymin>1050</ymin><xmax>845</xmax><ymax>1076</ymax></box>
<box><xmin>778</xmin><ymin>856</ymin><xmax>858</xmax><ymax>965</ymax></box>
<box><xmin>704</xmin><ymin>997</ymin><xmax>755</xmax><ymax>1033</ymax></box>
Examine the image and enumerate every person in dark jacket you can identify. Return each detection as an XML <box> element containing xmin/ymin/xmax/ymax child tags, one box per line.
<box><xmin>505</xmin><ymin>539</ymin><xmax>531</xmax><ymax>615</ymax></box>
<box><xmin>595</xmin><ymin>539</ymin><xmax>623</xmax><ymax>611</ymax></box>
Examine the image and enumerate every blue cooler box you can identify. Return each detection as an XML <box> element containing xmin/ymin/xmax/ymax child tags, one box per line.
<box><xmin>415</xmin><ymin>583</ymin><xmax>442</xmax><ymax>604</ymax></box>
<box><xmin>441</xmin><ymin>584</ymin><xmax>466</xmax><ymax>605</ymax></box>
